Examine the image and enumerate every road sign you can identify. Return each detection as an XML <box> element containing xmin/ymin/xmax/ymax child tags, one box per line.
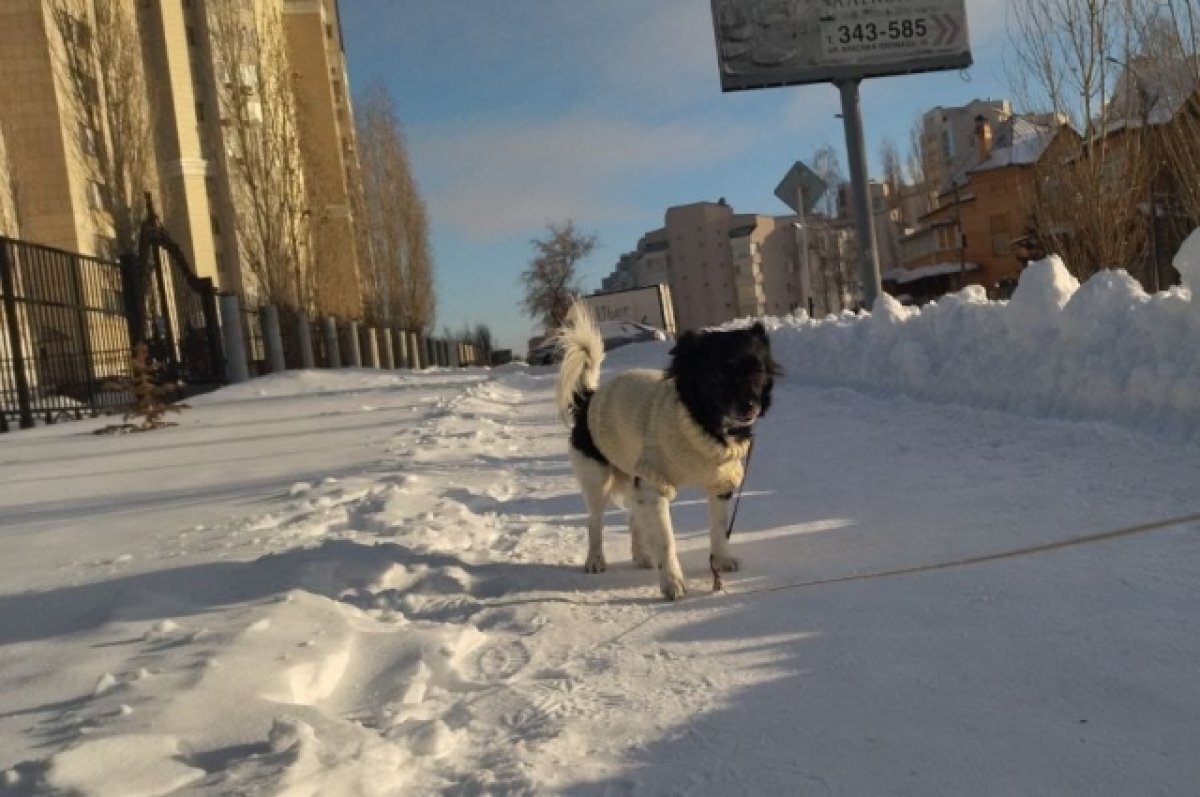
<box><xmin>774</xmin><ymin>161</ymin><xmax>827</xmax><ymax>216</ymax></box>
<box><xmin>711</xmin><ymin>0</ymin><xmax>972</xmax><ymax>92</ymax></box>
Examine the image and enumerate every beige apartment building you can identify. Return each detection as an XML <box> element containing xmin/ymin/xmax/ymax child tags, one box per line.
<box><xmin>601</xmin><ymin>200</ymin><xmax>853</xmax><ymax>332</ymax></box>
<box><xmin>0</xmin><ymin>0</ymin><xmax>362</xmax><ymax>317</ymax></box>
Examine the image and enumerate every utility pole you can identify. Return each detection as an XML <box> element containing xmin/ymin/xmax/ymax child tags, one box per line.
<box><xmin>836</xmin><ymin>78</ymin><xmax>882</xmax><ymax>310</ymax></box>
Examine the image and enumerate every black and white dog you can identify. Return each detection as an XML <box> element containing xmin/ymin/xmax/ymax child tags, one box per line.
<box><xmin>554</xmin><ymin>301</ymin><xmax>779</xmax><ymax>600</ymax></box>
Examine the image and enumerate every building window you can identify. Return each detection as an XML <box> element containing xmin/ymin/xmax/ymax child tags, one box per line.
<box><xmin>326</xmin><ymin>22</ymin><xmax>334</xmax><ymax>39</ymax></box>
<box><xmin>211</xmin><ymin>214</ymin><xmax>221</xmax><ymax>235</ymax></box>
<box><xmin>195</xmin><ymin>100</ymin><xmax>205</xmax><ymax>122</ymax></box>
<box><xmin>186</xmin><ymin>25</ymin><xmax>196</xmax><ymax>46</ymax></box>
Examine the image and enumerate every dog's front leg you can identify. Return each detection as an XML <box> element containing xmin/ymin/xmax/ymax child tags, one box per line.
<box><xmin>707</xmin><ymin>490</ymin><xmax>740</xmax><ymax>573</ymax></box>
<box><xmin>633</xmin><ymin>480</ymin><xmax>685</xmax><ymax>600</ymax></box>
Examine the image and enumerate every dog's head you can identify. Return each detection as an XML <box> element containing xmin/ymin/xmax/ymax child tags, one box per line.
<box><xmin>667</xmin><ymin>322</ymin><xmax>780</xmax><ymax>442</ymax></box>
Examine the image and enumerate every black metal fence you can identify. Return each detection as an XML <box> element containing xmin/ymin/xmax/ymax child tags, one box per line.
<box><xmin>1</xmin><ymin>229</ymin><xmax>224</xmax><ymax>431</ymax></box>
<box><xmin>139</xmin><ymin>236</ymin><xmax>224</xmax><ymax>387</ymax></box>
<box><xmin>2</xmin><ymin>230</ymin><xmax>487</xmax><ymax>432</ymax></box>
<box><xmin>1</xmin><ymin>237</ymin><xmax>133</xmax><ymax>431</ymax></box>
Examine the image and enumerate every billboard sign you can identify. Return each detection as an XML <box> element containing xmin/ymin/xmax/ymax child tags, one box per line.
<box><xmin>711</xmin><ymin>0</ymin><xmax>972</xmax><ymax>92</ymax></box>
<box><xmin>582</xmin><ymin>284</ymin><xmax>676</xmax><ymax>336</ymax></box>
<box><xmin>774</xmin><ymin>160</ymin><xmax>827</xmax><ymax>215</ymax></box>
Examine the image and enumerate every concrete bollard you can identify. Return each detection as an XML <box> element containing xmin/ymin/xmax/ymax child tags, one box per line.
<box><xmin>408</xmin><ymin>332</ymin><xmax>421</xmax><ymax>369</ymax></box>
<box><xmin>381</xmin><ymin>328</ymin><xmax>395</xmax><ymax>369</ymax></box>
<box><xmin>262</xmin><ymin>304</ymin><xmax>286</xmax><ymax>373</ymax></box>
<box><xmin>323</xmin><ymin>316</ymin><xmax>341</xmax><ymax>368</ymax></box>
<box><xmin>219</xmin><ymin>293</ymin><xmax>250</xmax><ymax>383</ymax></box>
<box><xmin>297</xmin><ymin>311</ymin><xmax>315</xmax><ymax>369</ymax></box>
<box><xmin>345</xmin><ymin>321</ymin><xmax>362</xmax><ymax>367</ymax></box>
<box><xmin>395</xmin><ymin>329</ymin><xmax>409</xmax><ymax>369</ymax></box>
<box><xmin>363</xmin><ymin>326</ymin><xmax>379</xmax><ymax>368</ymax></box>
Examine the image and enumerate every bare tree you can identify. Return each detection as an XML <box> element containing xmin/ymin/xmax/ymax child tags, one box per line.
<box><xmin>811</xmin><ymin>144</ymin><xmax>845</xmax><ymax>219</ymax></box>
<box><xmin>905</xmin><ymin>114</ymin><xmax>929</xmax><ymax>189</ymax></box>
<box><xmin>0</xmin><ymin>120</ymin><xmax>18</xmax><ymax>237</ymax></box>
<box><xmin>49</xmin><ymin>0</ymin><xmax>155</xmax><ymax>258</ymax></box>
<box><xmin>354</xmin><ymin>80</ymin><xmax>436</xmax><ymax>332</ymax></box>
<box><xmin>520</xmin><ymin>221</ymin><xmax>597</xmax><ymax>332</ymax></box>
<box><xmin>1007</xmin><ymin>0</ymin><xmax>1151</xmax><ymax>276</ymax></box>
<box><xmin>879</xmin><ymin>137</ymin><xmax>905</xmax><ymax>202</ymax></box>
<box><xmin>207</xmin><ymin>0</ymin><xmax>313</xmax><ymax>310</ymax></box>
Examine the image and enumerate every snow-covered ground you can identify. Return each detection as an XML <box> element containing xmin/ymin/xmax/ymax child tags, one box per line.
<box><xmin>2</xmin><ymin>248</ymin><xmax>1200</xmax><ymax>795</ymax></box>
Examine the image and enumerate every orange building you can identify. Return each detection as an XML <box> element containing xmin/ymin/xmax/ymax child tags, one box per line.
<box><xmin>894</xmin><ymin>115</ymin><xmax>1076</xmax><ymax>304</ymax></box>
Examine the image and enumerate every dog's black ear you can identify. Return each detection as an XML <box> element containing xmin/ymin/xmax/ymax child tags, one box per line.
<box><xmin>750</xmin><ymin>321</ymin><xmax>768</xmax><ymax>340</ymax></box>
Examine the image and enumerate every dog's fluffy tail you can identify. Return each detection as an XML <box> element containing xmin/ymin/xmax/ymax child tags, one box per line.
<box><xmin>554</xmin><ymin>299</ymin><xmax>604</xmax><ymax>428</ymax></box>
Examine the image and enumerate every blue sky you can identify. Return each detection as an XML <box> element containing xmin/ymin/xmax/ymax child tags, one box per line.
<box><xmin>339</xmin><ymin>0</ymin><xmax>1014</xmax><ymax>352</ymax></box>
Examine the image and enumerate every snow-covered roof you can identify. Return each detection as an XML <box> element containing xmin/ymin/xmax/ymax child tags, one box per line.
<box><xmin>968</xmin><ymin>117</ymin><xmax>1061</xmax><ymax>173</ymax></box>
<box><xmin>1101</xmin><ymin>56</ymin><xmax>1200</xmax><ymax>135</ymax></box>
<box><xmin>883</xmin><ymin>261</ymin><xmax>979</xmax><ymax>284</ymax></box>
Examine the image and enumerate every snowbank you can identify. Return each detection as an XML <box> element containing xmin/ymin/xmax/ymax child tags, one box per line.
<box><xmin>766</xmin><ymin>233</ymin><xmax>1200</xmax><ymax>443</ymax></box>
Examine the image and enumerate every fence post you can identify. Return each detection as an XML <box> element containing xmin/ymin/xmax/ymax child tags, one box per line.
<box><xmin>262</xmin><ymin>304</ymin><xmax>286</xmax><ymax>373</ymax></box>
<box><xmin>345</xmin><ymin>321</ymin><xmax>362</xmax><ymax>367</ymax></box>
<box><xmin>449</xmin><ymin>340</ymin><xmax>461</xmax><ymax>368</ymax></box>
<box><xmin>218</xmin><ymin>293</ymin><xmax>250</xmax><ymax>384</ymax></box>
<box><xmin>398</xmin><ymin>328</ymin><xmax>412</xmax><ymax>369</ymax></box>
<box><xmin>0</xmin><ymin>241</ymin><xmax>34</xmax><ymax>428</ymax></box>
<box><xmin>407</xmin><ymin>332</ymin><xmax>420</xmax><ymax>369</ymax></box>
<box><xmin>381</xmin><ymin>328</ymin><xmax>395</xmax><ymax>369</ymax></box>
<box><xmin>364</xmin><ymin>327</ymin><xmax>380</xmax><ymax>368</ymax></box>
<box><xmin>296</xmin><ymin>311</ymin><xmax>315</xmax><ymax>369</ymax></box>
<box><xmin>323</xmin><ymin>316</ymin><xmax>341</xmax><ymax>368</ymax></box>
<box><xmin>405</xmin><ymin>331</ymin><xmax>416</xmax><ymax>369</ymax></box>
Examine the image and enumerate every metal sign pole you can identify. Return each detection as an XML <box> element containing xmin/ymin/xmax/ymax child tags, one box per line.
<box><xmin>835</xmin><ymin>78</ymin><xmax>881</xmax><ymax>310</ymax></box>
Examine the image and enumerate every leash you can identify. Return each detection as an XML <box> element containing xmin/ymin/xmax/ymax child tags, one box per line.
<box><xmin>711</xmin><ymin>437</ymin><xmax>755</xmax><ymax>592</ymax></box>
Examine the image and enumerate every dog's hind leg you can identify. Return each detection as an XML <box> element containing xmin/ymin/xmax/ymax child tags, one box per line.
<box><xmin>632</xmin><ymin>480</ymin><xmax>685</xmax><ymax>600</ymax></box>
<box><xmin>610</xmin><ymin>472</ymin><xmax>652</xmax><ymax>569</ymax></box>
<box><xmin>569</xmin><ymin>449</ymin><xmax>611</xmax><ymax>573</ymax></box>
<box><xmin>707</xmin><ymin>490</ymin><xmax>740</xmax><ymax>573</ymax></box>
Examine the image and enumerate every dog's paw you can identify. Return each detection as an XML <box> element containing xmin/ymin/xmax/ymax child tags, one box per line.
<box><xmin>659</xmin><ymin>568</ymin><xmax>687</xmax><ymax>601</ymax></box>
<box><xmin>710</xmin><ymin>553</ymin><xmax>740</xmax><ymax>573</ymax></box>
<box><xmin>583</xmin><ymin>553</ymin><xmax>607</xmax><ymax>573</ymax></box>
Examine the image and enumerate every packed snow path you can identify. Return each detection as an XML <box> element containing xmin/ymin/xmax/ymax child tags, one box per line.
<box><xmin>1</xmin><ymin>356</ymin><xmax>1199</xmax><ymax>795</ymax></box>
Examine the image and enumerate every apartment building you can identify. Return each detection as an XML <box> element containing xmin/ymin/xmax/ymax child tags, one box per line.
<box><xmin>0</xmin><ymin>124</ymin><xmax>17</xmax><ymax>236</ymax></box>
<box><xmin>598</xmin><ymin>199</ymin><xmax>863</xmax><ymax>331</ymax></box>
<box><xmin>0</xmin><ymin>1</ymin><xmax>95</xmax><ymax>255</ymax></box>
<box><xmin>0</xmin><ymin>0</ymin><xmax>362</xmax><ymax>315</ymax></box>
<box><xmin>281</xmin><ymin>0</ymin><xmax>362</xmax><ymax>319</ymax></box>
<box><xmin>920</xmin><ymin>99</ymin><xmax>1012</xmax><ymax>191</ymax></box>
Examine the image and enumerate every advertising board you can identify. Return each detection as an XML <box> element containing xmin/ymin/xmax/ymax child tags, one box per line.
<box><xmin>582</xmin><ymin>285</ymin><xmax>676</xmax><ymax>336</ymax></box>
<box><xmin>711</xmin><ymin>0</ymin><xmax>971</xmax><ymax>92</ymax></box>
